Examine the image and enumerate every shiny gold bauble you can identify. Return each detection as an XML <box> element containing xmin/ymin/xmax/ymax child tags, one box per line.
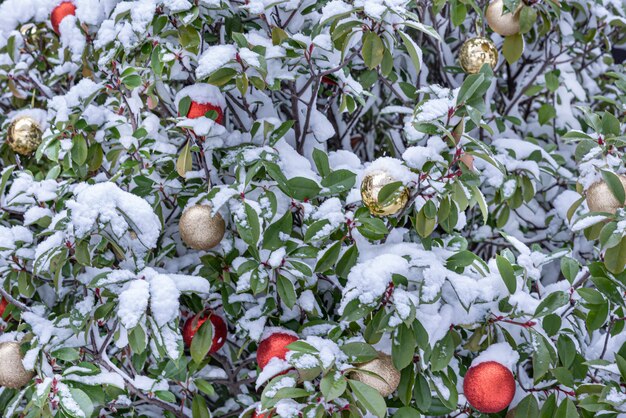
<box><xmin>586</xmin><ymin>176</ymin><xmax>626</xmax><ymax>214</ymax></box>
<box><xmin>179</xmin><ymin>204</ymin><xmax>225</xmax><ymax>250</ymax></box>
<box><xmin>19</xmin><ymin>23</ymin><xmax>40</xmax><ymax>44</ymax></box>
<box><xmin>0</xmin><ymin>342</ymin><xmax>34</xmax><ymax>389</ymax></box>
<box><xmin>459</xmin><ymin>37</ymin><xmax>499</xmax><ymax>74</ymax></box>
<box><xmin>6</xmin><ymin>116</ymin><xmax>43</xmax><ymax>156</ymax></box>
<box><xmin>486</xmin><ymin>0</ymin><xmax>521</xmax><ymax>37</ymax></box>
<box><xmin>350</xmin><ymin>353</ymin><xmax>400</xmax><ymax>397</ymax></box>
<box><xmin>361</xmin><ymin>171</ymin><xmax>409</xmax><ymax>216</ymax></box>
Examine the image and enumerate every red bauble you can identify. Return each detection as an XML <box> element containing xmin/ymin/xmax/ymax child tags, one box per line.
<box><xmin>0</xmin><ymin>298</ymin><xmax>7</xmax><ymax>317</ymax></box>
<box><xmin>187</xmin><ymin>101</ymin><xmax>224</xmax><ymax>125</ymax></box>
<box><xmin>256</xmin><ymin>332</ymin><xmax>298</xmax><ymax>369</ymax></box>
<box><xmin>182</xmin><ymin>313</ymin><xmax>227</xmax><ymax>354</ymax></box>
<box><xmin>252</xmin><ymin>410</ymin><xmax>273</xmax><ymax>418</ymax></box>
<box><xmin>51</xmin><ymin>2</ymin><xmax>76</xmax><ymax>34</ymax></box>
<box><xmin>463</xmin><ymin>361</ymin><xmax>516</xmax><ymax>413</ymax></box>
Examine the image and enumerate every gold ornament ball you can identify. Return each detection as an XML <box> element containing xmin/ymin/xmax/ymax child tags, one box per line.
<box><xmin>0</xmin><ymin>342</ymin><xmax>34</xmax><ymax>389</ymax></box>
<box><xmin>350</xmin><ymin>353</ymin><xmax>400</xmax><ymax>397</ymax></box>
<box><xmin>586</xmin><ymin>176</ymin><xmax>626</xmax><ymax>215</ymax></box>
<box><xmin>19</xmin><ymin>23</ymin><xmax>40</xmax><ymax>44</ymax></box>
<box><xmin>361</xmin><ymin>170</ymin><xmax>409</xmax><ymax>216</ymax></box>
<box><xmin>179</xmin><ymin>204</ymin><xmax>225</xmax><ymax>250</ymax></box>
<box><xmin>459</xmin><ymin>37</ymin><xmax>499</xmax><ymax>74</ymax></box>
<box><xmin>486</xmin><ymin>0</ymin><xmax>521</xmax><ymax>37</ymax></box>
<box><xmin>6</xmin><ymin>116</ymin><xmax>43</xmax><ymax>156</ymax></box>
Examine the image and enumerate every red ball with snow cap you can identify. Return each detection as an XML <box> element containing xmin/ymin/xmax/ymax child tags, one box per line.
<box><xmin>182</xmin><ymin>312</ymin><xmax>227</xmax><ymax>354</ymax></box>
<box><xmin>51</xmin><ymin>2</ymin><xmax>76</xmax><ymax>34</ymax></box>
<box><xmin>179</xmin><ymin>84</ymin><xmax>226</xmax><ymax>125</ymax></box>
<box><xmin>463</xmin><ymin>361</ymin><xmax>515</xmax><ymax>413</ymax></box>
<box><xmin>187</xmin><ymin>102</ymin><xmax>224</xmax><ymax>125</ymax></box>
<box><xmin>256</xmin><ymin>329</ymin><xmax>298</xmax><ymax>369</ymax></box>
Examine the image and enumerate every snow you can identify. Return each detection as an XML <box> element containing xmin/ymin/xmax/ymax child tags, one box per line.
<box><xmin>66</xmin><ymin>182</ymin><xmax>161</xmax><ymax>255</ymax></box>
<box><xmin>175</xmin><ymin>83</ymin><xmax>226</xmax><ymax>110</ymax></box>
<box><xmin>117</xmin><ymin>279</ymin><xmax>149</xmax><ymax>329</ymax></box>
<box><xmin>320</xmin><ymin>0</ymin><xmax>353</xmax><ymax>22</ymax></box>
<box><xmin>471</xmin><ymin>342</ymin><xmax>519</xmax><ymax>371</ymax></box>
<box><xmin>196</xmin><ymin>45</ymin><xmax>238</xmax><ymax>79</ymax></box>
<box><xmin>402</xmin><ymin>136</ymin><xmax>447</xmax><ymax>170</ymax></box>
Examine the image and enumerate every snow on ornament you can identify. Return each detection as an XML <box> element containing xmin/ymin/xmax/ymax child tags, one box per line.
<box><xmin>176</xmin><ymin>84</ymin><xmax>226</xmax><ymax>125</ymax></box>
<box><xmin>458</xmin><ymin>37</ymin><xmax>499</xmax><ymax>74</ymax></box>
<box><xmin>361</xmin><ymin>170</ymin><xmax>409</xmax><ymax>216</ymax></box>
<box><xmin>51</xmin><ymin>1</ymin><xmax>76</xmax><ymax>34</ymax></box>
<box><xmin>0</xmin><ymin>342</ymin><xmax>34</xmax><ymax>389</ymax></box>
<box><xmin>350</xmin><ymin>352</ymin><xmax>400</xmax><ymax>397</ymax></box>
<box><xmin>463</xmin><ymin>361</ymin><xmax>515</xmax><ymax>413</ymax></box>
<box><xmin>179</xmin><ymin>204</ymin><xmax>225</xmax><ymax>250</ymax></box>
<box><xmin>585</xmin><ymin>175</ymin><xmax>626</xmax><ymax>215</ymax></box>
<box><xmin>182</xmin><ymin>312</ymin><xmax>227</xmax><ymax>353</ymax></box>
<box><xmin>256</xmin><ymin>329</ymin><xmax>298</xmax><ymax>369</ymax></box>
<box><xmin>486</xmin><ymin>0</ymin><xmax>521</xmax><ymax>37</ymax></box>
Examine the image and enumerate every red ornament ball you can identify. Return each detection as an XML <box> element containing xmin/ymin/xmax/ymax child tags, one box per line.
<box><xmin>256</xmin><ymin>332</ymin><xmax>298</xmax><ymax>369</ymax></box>
<box><xmin>51</xmin><ymin>2</ymin><xmax>76</xmax><ymax>34</ymax></box>
<box><xmin>463</xmin><ymin>361</ymin><xmax>516</xmax><ymax>413</ymax></box>
<box><xmin>187</xmin><ymin>101</ymin><xmax>224</xmax><ymax>125</ymax></box>
<box><xmin>252</xmin><ymin>409</ymin><xmax>273</xmax><ymax>418</ymax></box>
<box><xmin>182</xmin><ymin>313</ymin><xmax>227</xmax><ymax>354</ymax></box>
<box><xmin>0</xmin><ymin>298</ymin><xmax>7</xmax><ymax>317</ymax></box>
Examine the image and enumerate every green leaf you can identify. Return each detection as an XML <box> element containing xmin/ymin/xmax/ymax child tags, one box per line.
<box><xmin>545</xmin><ymin>71</ymin><xmax>559</xmax><ymax>92</ymax></box>
<box><xmin>68</xmin><ymin>388</ymin><xmax>94</xmax><ymax>418</ymax></box>
<box><xmin>515</xmin><ymin>394</ymin><xmax>540</xmax><ymax>417</ymax></box>
<box><xmin>315</xmin><ymin>241</ymin><xmax>342</xmax><ymax>273</ymax></box>
<box><xmin>457</xmin><ymin>73</ymin><xmax>485</xmax><ymax>105</ymax></box>
<box><xmin>122</xmin><ymin>74</ymin><xmax>142</xmax><ymax>89</ymax></box>
<box><xmin>71</xmin><ymin>134</ymin><xmax>88</xmax><ymax>165</ymax></box>
<box><xmin>377</xmin><ymin>181</ymin><xmax>404</xmax><ymax>204</ymax></box>
<box><xmin>320</xmin><ymin>372</ymin><xmax>347</xmax><ymax>401</ymax></box>
<box><xmin>312</xmin><ymin>148</ymin><xmax>331</xmax><ymax>177</ymax></box>
<box><xmin>502</xmin><ymin>33</ymin><xmax>524</xmax><ymax>64</ymax></box>
<box><xmin>534</xmin><ymin>291</ymin><xmax>569</xmax><ymax>317</ymax></box>
<box><xmin>601</xmin><ymin>111</ymin><xmax>621</xmax><ymax>137</ymax></box>
<box><xmin>560</xmin><ymin>257</ymin><xmax>580</xmax><ymax>283</ymax></box>
<box><xmin>321</xmin><ymin>169</ymin><xmax>357</xmax><ymax>193</ymax></box>
<box><xmin>531</xmin><ymin>331</ymin><xmax>553</xmax><ymax>382</ymax></box>
<box><xmin>392</xmin><ymin>407</ymin><xmax>421</xmax><ymax>418</ymax></box>
<box><xmin>336</xmin><ymin>245</ymin><xmax>358</xmax><ymax>279</ymax></box>
<box><xmin>601</xmin><ymin>170</ymin><xmax>625</xmax><ymax>204</ymax></box>
<box><xmin>413</xmin><ymin>373</ymin><xmax>431</xmax><ymax>412</ymax></box>
<box><xmin>398</xmin><ymin>31</ymin><xmax>421</xmax><ymax>74</ymax></box>
<box><xmin>349</xmin><ymin>379</ymin><xmax>387</xmax><ymax>417</ymax></box>
<box><xmin>519</xmin><ymin>6</ymin><xmax>537</xmax><ymax>33</ymax></box>
<box><xmin>496</xmin><ymin>254</ymin><xmax>516</xmax><ymax>294</ymax></box>
<box><xmin>179</xmin><ymin>25</ymin><xmax>201</xmax><ymax>54</ymax></box>
<box><xmin>207</xmin><ymin>68</ymin><xmax>238</xmax><ymax>86</ymax></box>
<box><xmin>392</xmin><ymin>324</ymin><xmax>415</xmax><ymax>371</ymax></box>
<box><xmin>128</xmin><ymin>325</ymin><xmax>146</xmax><ymax>354</ymax></box>
<box><xmin>554</xmin><ymin>398</ymin><xmax>579</xmax><ymax>418</ymax></box>
<box><xmin>538</xmin><ymin>103</ymin><xmax>556</xmax><ymax>125</ymax></box>
<box><xmin>178</xmin><ymin>96</ymin><xmax>192</xmax><ymax>118</ymax></box>
<box><xmin>192</xmin><ymin>395</ymin><xmax>211</xmax><ymax>418</ymax></box>
<box><xmin>236</xmin><ymin>203</ymin><xmax>261</xmax><ymax>247</ymax></box>
<box><xmin>430</xmin><ymin>332</ymin><xmax>455</xmax><ymax>372</ymax></box>
<box><xmin>286</xmin><ymin>177</ymin><xmax>321</xmax><ymax>200</ymax></box>
<box><xmin>277</xmin><ymin>275</ymin><xmax>297</xmax><ymax>308</ymax></box>
<box><xmin>342</xmin><ymin>342</ymin><xmax>378</xmax><ymax>363</ymax></box>
<box><xmin>362</xmin><ymin>31</ymin><xmax>385</xmax><ymax>69</ymax></box>
<box><xmin>263</xmin><ymin>211</ymin><xmax>292</xmax><ymax>250</ymax></box>
<box><xmin>190</xmin><ymin>318</ymin><xmax>213</xmax><ymax>364</ymax></box>
<box><xmin>176</xmin><ymin>141</ymin><xmax>193</xmax><ymax>178</ymax></box>
<box><xmin>605</xmin><ymin>237</ymin><xmax>626</xmax><ymax>274</ymax></box>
